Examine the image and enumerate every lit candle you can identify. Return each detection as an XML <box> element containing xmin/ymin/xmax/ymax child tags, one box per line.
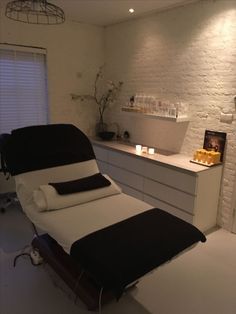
<box><xmin>148</xmin><ymin>148</ymin><xmax>155</xmax><ymax>155</ymax></box>
<box><xmin>142</xmin><ymin>146</ymin><xmax>148</xmax><ymax>153</ymax></box>
<box><xmin>136</xmin><ymin>145</ymin><xmax>142</xmax><ymax>154</ymax></box>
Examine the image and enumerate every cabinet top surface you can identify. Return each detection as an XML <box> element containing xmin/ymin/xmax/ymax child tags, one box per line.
<box><xmin>91</xmin><ymin>138</ymin><xmax>222</xmax><ymax>174</ymax></box>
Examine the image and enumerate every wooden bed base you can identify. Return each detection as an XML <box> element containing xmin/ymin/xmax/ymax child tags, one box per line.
<box><xmin>32</xmin><ymin>234</ymin><xmax>114</xmax><ymax>311</ymax></box>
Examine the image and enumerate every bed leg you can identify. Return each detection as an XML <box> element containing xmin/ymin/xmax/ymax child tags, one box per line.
<box><xmin>31</xmin><ymin>222</ymin><xmax>39</xmax><ymax>238</ymax></box>
<box><xmin>98</xmin><ymin>287</ymin><xmax>104</xmax><ymax>314</ymax></box>
<box><xmin>74</xmin><ymin>269</ymin><xmax>85</xmax><ymax>304</ymax></box>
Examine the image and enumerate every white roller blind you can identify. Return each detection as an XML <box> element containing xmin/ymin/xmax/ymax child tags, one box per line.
<box><xmin>0</xmin><ymin>45</ymin><xmax>49</xmax><ymax>134</ymax></box>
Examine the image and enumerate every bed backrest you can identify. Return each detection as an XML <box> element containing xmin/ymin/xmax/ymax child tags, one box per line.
<box><xmin>4</xmin><ymin>124</ymin><xmax>96</xmax><ymax>176</ymax></box>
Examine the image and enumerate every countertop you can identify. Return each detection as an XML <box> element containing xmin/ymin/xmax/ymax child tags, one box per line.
<box><xmin>91</xmin><ymin>138</ymin><xmax>221</xmax><ymax>174</ymax></box>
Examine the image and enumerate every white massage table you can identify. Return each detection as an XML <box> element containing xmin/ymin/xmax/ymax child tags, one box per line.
<box><xmin>15</xmin><ymin>162</ymin><xmax>152</xmax><ymax>254</ymax></box>
<box><xmin>2</xmin><ymin>124</ymin><xmax>206</xmax><ymax>310</ymax></box>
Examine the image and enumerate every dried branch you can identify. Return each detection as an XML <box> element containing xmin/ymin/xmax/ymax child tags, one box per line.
<box><xmin>71</xmin><ymin>66</ymin><xmax>123</xmax><ymax>122</ymax></box>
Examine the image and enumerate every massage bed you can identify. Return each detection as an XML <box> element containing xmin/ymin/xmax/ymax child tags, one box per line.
<box><xmin>3</xmin><ymin>124</ymin><xmax>206</xmax><ymax>310</ymax></box>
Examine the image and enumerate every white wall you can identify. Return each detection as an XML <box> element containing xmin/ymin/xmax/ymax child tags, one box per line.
<box><xmin>105</xmin><ymin>0</ymin><xmax>236</xmax><ymax>230</ymax></box>
<box><xmin>0</xmin><ymin>0</ymin><xmax>104</xmax><ymax>193</ymax></box>
<box><xmin>0</xmin><ymin>0</ymin><xmax>104</xmax><ymax>137</ymax></box>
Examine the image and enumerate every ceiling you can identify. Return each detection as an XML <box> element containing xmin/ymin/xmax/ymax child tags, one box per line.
<box><xmin>54</xmin><ymin>0</ymin><xmax>197</xmax><ymax>26</ymax></box>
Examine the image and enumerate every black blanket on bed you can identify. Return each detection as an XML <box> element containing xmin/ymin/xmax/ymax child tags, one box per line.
<box><xmin>4</xmin><ymin>124</ymin><xmax>95</xmax><ymax>175</ymax></box>
<box><xmin>70</xmin><ymin>208</ymin><xmax>206</xmax><ymax>299</ymax></box>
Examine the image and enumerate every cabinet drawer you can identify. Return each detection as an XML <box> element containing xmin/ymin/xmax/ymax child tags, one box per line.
<box><xmin>108</xmin><ymin>150</ymin><xmax>146</xmax><ymax>176</ymax></box>
<box><xmin>93</xmin><ymin>146</ymin><xmax>108</xmax><ymax>162</ymax></box>
<box><xmin>143</xmin><ymin>195</ymin><xmax>193</xmax><ymax>224</ymax></box>
<box><xmin>96</xmin><ymin>160</ymin><xmax>109</xmax><ymax>174</ymax></box>
<box><xmin>108</xmin><ymin>164</ymin><xmax>143</xmax><ymax>191</ymax></box>
<box><xmin>118</xmin><ymin>183</ymin><xmax>143</xmax><ymax>201</ymax></box>
<box><xmin>143</xmin><ymin>178</ymin><xmax>195</xmax><ymax>214</ymax></box>
<box><xmin>144</xmin><ymin>162</ymin><xmax>196</xmax><ymax>195</ymax></box>
<box><xmin>108</xmin><ymin>150</ymin><xmax>196</xmax><ymax>195</ymax></box>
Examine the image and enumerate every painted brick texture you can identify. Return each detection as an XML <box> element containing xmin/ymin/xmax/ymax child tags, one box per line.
<box><xmin>105</xmin><ymin>0</ymin><xmax>236</xmax><ymax>230</ymax></box>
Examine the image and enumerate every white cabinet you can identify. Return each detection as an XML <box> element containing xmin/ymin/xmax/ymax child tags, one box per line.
<box><xmin>92</xmin><ymin>141</ymin><xmax>222</xmax><ymax>232</ymax></box>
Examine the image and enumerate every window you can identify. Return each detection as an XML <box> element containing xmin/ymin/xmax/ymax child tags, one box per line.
<box><xmin>0</xmin><ymin>44</ymin><xmax>49</xmax><ymax>134</ymax></box>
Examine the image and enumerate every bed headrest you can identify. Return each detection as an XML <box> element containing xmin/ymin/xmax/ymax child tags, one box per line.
<box><xmin>4</xmin><ymin>124</ymin><xmax>96</xmax><ymax>175</ymax></box>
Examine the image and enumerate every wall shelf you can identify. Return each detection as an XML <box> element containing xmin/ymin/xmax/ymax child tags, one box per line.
<box><xmin>121</xmin><ymin>107</ymin><xmax>189</xmax><ymax>123</ymax></box>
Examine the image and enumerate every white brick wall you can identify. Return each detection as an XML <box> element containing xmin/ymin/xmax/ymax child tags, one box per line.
<box><xmin>105</xmin><ymin>0</ymin><xmax>236</xmax><ymax>230</ymax></box>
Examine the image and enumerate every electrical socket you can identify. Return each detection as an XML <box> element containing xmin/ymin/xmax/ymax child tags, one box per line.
<box><xmin>220</xmin><ymin>113</ymin><xmax>233</xmax><ymax>123</ymax></box>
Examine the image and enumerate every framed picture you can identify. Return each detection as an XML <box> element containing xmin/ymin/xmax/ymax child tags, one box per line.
<box><xmin>203</xmin><ymin>130</ymin><xmax>227</xmax><ymax>162</ymax></box>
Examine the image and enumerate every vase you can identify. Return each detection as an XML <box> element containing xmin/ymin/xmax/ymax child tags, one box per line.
<box><xmin>98</xmin><ymin>131</ymin><xmax>115</xmax><ymax>141</ymax></box>
<box><xmin>95</xmin><ymin>120</ymin><xmax>107</xmax><ymax>136</ymax></box>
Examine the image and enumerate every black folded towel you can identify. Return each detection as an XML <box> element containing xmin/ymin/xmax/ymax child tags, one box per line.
<box><xmin>49</xmin><ymin>173</ymin><xmax>111</xmax><ymax>195</ymax></box>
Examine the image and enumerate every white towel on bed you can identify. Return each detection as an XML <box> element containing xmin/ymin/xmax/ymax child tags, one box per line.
<box><xmin>14</xmin><ymin>162</ymin><xmax>152</xmax><ymax>253</ymax></box>
<box><xmin>33</xmin><ymin>175</ymin><xmax>122</xmax><ymax>211</ymax></box>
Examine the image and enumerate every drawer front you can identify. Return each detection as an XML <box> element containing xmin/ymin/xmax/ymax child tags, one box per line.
<box><xmin>93</xmin><ymin>145</ymin><xmax>108</xmax><ymax>162</ymax></box>
<box><xmin>108</xmin><ymin>150</ymin><xmax>147</xmax><ymax>176</ymax></box>
<box><xmin>108</xmin><ymin>164</ymin><xmax>143</xmax><ymax>192</ymax></box>
<box><xmin>143</xmin><ymin>178</ymin><xmax>195</xmax><ymax>214</ymax></box>
<box><xmin>108</xmin><ymin>150</ymin><xmax>196</xmax><ymax>195</ymax></box>
<box><xmin>143</xmin><ymin>195</ymin><xmax>193</xmax><ymax>224</ymax></box>
<box><xmin>144</xmin><ymin>162</ymin><xmax>196</xmax><ymax>195</ymax></box>
<box><xmin>118</xmin><ymin>183</ymin><xmax>143</xmax><ymax>201</ymax></box>
<box><xmin>96</xmin><ymin>160</ymin><xmax>109</xmax><ymax>174</ymax></box>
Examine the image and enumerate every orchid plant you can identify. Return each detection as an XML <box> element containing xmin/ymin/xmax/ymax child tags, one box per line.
<box><xmin>71</xmin><ymin>65</ymin><xmax>123</xmax><ymax>126</ymax></box>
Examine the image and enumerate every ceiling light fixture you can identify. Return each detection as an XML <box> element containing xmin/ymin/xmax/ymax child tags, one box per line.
<box><xmin>5</xmin><ymin>0</ymin><xmax>65</xmax><ymax>25</ymax></box>
<box><xmin>129</xmin><ymin>8</ymin><xmax>135</xmax><ymax>14</ymax></box>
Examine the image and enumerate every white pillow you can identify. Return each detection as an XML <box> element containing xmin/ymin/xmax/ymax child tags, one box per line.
<box><xmin>33</xmin><ymin>175</ymin><xmax>122</xmax><ymax>211</ymax></box>
<box><xmin>15</xmin><ymin>159</ymin><xmax>99</xmax><ymax>193</ymax></box>
<box><xmin>15</xmin><ymin>159</ymin><xmax>99</xmax><ymax>205</ymax></box>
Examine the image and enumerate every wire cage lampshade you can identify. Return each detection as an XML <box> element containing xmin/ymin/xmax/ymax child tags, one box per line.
<box><xmin>5</xmin><ymin>0</ymin><xmax>65</xmax><ymax>25</ymax></box>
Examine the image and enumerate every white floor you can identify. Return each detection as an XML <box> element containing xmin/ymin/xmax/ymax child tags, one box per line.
<box><xmin>1</xmin><ymin>204</ymin><xmax>236</xmax><ymax>314</ymax></box>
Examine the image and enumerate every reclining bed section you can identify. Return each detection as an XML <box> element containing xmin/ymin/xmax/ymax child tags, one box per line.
<box><xmin>2</xmin><ymin>124</ymin><xmax>206</xmax><ymax>310</ymax></box>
